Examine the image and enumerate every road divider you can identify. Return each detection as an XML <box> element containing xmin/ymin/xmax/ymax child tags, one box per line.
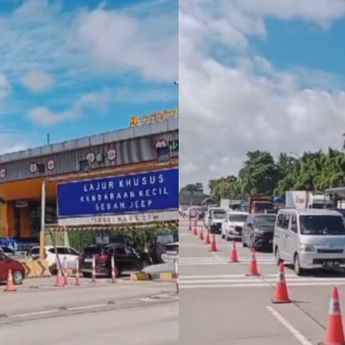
<box><xmin>19</xmin><ymin>259</ymin><xmax>51</xmax><ymax>278</ymax></box>
<box><xmin>130</xmin><ymin>272</ymin><xmax>151</xmax><ymax>281</ymax></box>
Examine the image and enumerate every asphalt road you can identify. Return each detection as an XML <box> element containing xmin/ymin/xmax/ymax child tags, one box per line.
<box><xmin>179</xmin><ymin>216</ymin><xmax>345</xmax><ymax>345</ymax></box>
<box><xmin>0</xmin><ymin>275</ymin><xmax>177</xmax><ymax>344</ymax></box>
<box><xmin>0</xmin><ymin>302</ymin><xmax>178</xmax><ymax>345</ymax></box>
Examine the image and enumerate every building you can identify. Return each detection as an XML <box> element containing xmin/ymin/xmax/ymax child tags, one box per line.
<box><xmin>0</xmin><ymin>110</ymin><xmax>178</xmax><ymax>240</ymax></box>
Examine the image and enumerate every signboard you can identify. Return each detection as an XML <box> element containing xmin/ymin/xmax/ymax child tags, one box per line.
<box><xmin>58</xmin><ymin>210</ymin><xmax>178</xmax><ymax>226</ymax></box>
<box><xmin>130</xmin><ymin>109</ymin><xmax>178</xmax><ymax>128</ymax></box>
<box><xmin>57</xmin><ymin>169</ymin><xmax>178</xmax><ymax>220</ymax></box>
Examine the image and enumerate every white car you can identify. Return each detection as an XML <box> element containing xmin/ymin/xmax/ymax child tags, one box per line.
<box><xmin>28</xmin><ymin>245</ymin><xmax>80</xmax><ymax>270</ymax></box>
<box><xmin>161</xmin><ymin>242</ymin><xmax>179</xmax><ymax>263</ymax></box>
<box><xmin>222</xmin><ymin>211</ymin><xmax>249</xmax><ymax>241</ymax></box>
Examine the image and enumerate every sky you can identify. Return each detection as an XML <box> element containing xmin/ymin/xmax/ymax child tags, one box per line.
<box><xmin>0</xmin><ymin>0</ymin><xmax>178</xmax><ymax>153</ymax></box>
<box><xmin>180</xmin><ymin>0</ymin><xmax>345</xmax><ymax>190</ymax></box>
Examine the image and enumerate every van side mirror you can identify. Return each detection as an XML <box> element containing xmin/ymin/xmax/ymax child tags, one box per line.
<box><xmin>290</xmin><ymin>224</ymin><xmax>297</xmax><ymax>233</ymax></box>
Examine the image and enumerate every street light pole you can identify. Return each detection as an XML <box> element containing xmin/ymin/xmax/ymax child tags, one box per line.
<box><xmin>40</xmin><ymin>180</ymin><xmax>46</xmax><ymax>260</ymax></box>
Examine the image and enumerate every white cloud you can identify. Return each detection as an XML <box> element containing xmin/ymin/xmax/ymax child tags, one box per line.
<box><xmin>21</xmin><ymin>70</ymin><xmax>55</xmax><ymax>93</ymax></box>
<box><xmin>180</xmin><ymin>0</ymin><xmax>345</xmax><ymax>188</ymax></box>
<box><xmin>0</xmin><ymin>73</ymin><xmax>11</xmax><ymax>99</ymax></box>
<box><xmin>0</xmin><ymin>0</ymin><xmax>177</xmax><ymax>84</ymax></box>
<box><xmin>28</xmin><ymin>89</ymin><xmax>112</xmax><ymax>125</ymax></box>
<box><xmin>75</xmin><ymin>8</ymin><xmax>177</xmax><ymax>82</ymax></box>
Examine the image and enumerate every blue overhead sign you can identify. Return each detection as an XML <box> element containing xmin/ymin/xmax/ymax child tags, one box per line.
<box><xmin>57</xmin><ymin>169</ymin><xmax>178</xmax><ymax>218</ymax></box>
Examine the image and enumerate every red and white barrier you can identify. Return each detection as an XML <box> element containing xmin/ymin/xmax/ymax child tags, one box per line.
<box><xmin>63</xmin><ymin>256</ymin><xmax>68</xmax><ymax>285</ymax></box>
<box><xmin>111</xmin><ymin>255</ymin><xmax>116</xmax><ymax>284</ymax></box>
<box><xmin>75</xmin><ymin>258</ymin><xmax>81</xmax><ymax>286</ymax></box>
<box><xmin>174</xmin><ymin>259</ymin><xmax>179</xmax><ymax>294</ymax></box>
<box><xmin>91</xmin><ymin>255</ymin><xmax>97</xmax><ymax>283</ymax></box>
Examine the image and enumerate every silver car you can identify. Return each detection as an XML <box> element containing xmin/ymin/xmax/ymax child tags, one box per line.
<box><xmin>273</xmin><ymin>209</ymin><xmax>345</xmax><ymax>275</ymax></box>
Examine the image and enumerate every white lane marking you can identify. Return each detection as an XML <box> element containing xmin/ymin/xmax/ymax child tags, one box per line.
<box><xmin>180</xmin><ymin>281</ymin><xmax>345</xmax><ymax>289</ymax></box>
<box><xmin>181</xmin><ymin>274</ymin><xmax>294</xmax><ymax>279</ymax></box>
<box><xmin>68</xmin><ymin>304</ymin><xmax>108</xmax><ymax>311</ymax></box>
<box><xmin>11</xmin><ymin>309</ymin><xmax>60</xmax><ymax>318</ymax></box>
<box><xmin>266</xmin><ymin>306</ymin><xmax>313</xmax><ymax>345</ymax></box>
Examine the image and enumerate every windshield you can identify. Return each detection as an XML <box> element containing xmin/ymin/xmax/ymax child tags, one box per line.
<box><xmin>165</xmin><ymin>244</ymin><xmax>179</xmax><ymax>252</ymax></box>
<box><xmin>255</xmin><ymin>203</ymin><xmax>273</xmax><ymax>212</ymax></box>
<box><xmin>229</xmin><ymin>214</ymin><xmax>248</xmax><ymax>222</ymax></box>
<box><xmin>213</xmin><ymin>211</ymin><xmax>226</xmax><ymax>219</ymax></box>
<box><xmin>254</xmin><ymin>215</ymin><xmax>276</xmax><ymax>229</ymax></box>
<box><xmin>83</xmin><ymin>247</ymin><xmax>104</xmax><ymax>255</ymax></box>
<box><xmin>300</xmin><ymin>215</ymin><xmax>345</xmax><ymax>235</ymax></box>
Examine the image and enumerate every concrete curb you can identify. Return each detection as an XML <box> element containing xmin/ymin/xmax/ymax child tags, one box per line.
<box><xmin>130</xmin><ymin>273</ymin><xmax>152</xmax><ymax>281</ymax></box>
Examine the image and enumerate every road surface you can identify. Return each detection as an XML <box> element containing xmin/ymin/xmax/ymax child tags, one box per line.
<box><xmin>179</xmin><ymin>216</ymin><xmax>345</xmax><ymax>345</ymax></box>
<box><xmin>0</xmin><ymin>275</ymin><xmax>177</xmax><ymax>344</ymax></box>
<box><xmin>0</xmin><ymin>302</ymin><xmax>178</xmax><ymax>345</ymax></box>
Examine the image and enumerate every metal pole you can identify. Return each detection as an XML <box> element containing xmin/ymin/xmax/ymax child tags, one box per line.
<box><xmin>40</xmin><ymin>180</ymin><xmax>46</xmax><ymax>260</ymax></box>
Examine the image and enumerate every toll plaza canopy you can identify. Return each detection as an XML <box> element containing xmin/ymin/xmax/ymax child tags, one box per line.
<box><xmin>0</xmin><ymin>112</ymin><xmax>178</xmax><ymax>239</ymax></box>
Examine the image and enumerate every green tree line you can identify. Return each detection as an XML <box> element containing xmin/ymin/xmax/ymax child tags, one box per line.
<box><xmin>188</xmin><ymin>149</ymin><xmax>345</xmax><ymax>203</ymax></box>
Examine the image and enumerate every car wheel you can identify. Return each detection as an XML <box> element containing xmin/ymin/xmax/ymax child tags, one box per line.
<box><xmin>275</xmin><ymin>247</ymin><xmax>282</xmax><ymax>266</ymax></box>
<box><xmin>221</xmin><ymin>234</ymin><xmax>225</xmax><ymax>239</ymax></box>
<box><xmin>13</xmin><ymin>270</ymin><xmax>24</xmax><ymax>285</ymax></box>
<box><xmin>294</xmin><ymin>254</ymin><xmax>305</xmax><ymax>276</ymax></box>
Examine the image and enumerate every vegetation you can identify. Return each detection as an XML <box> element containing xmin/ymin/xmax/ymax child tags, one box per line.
<box><xmin>202</xmin><ymin>149</ymin><xmax>345</xmax><ymax>203</ymax></box>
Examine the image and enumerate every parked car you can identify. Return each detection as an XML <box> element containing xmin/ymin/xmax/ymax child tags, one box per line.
<box><xmin>242</xmin><ymin>214</ymin><xmax>276</xmax><ymax>251</ymax></box>
<box><xmin>161</xmin><ymin>242</ymin><xmax>179</xmax><ymax>263</ymax></box>
<box><xmin>0</xmin><ymin>249</ymin><xmax>25</xmax><ymax>285</ymax></box>
<box><xmin>273</xmin><ymin>209</ymin><xmax>345</xmax><ymax>275</ymax></box>
<box><xmin>221</xmin><ymin>211</ymin><xmax>249</xmax><ymax>241</ymax></box>
<box><xmin>80</xmin><ymin>243</ymin><xmax>150</xmax><ymax>278</ymax></box>
<box><xmin>28</xmin><ymin>246</ymin><xmax>80</xmax><ymax>271</ymax></box>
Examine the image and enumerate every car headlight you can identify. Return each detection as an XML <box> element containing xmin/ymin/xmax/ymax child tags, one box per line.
<box><xmin>300</xmin><ymin>243</ymin><xmax>316</xmax><ymax>252</ymax></box>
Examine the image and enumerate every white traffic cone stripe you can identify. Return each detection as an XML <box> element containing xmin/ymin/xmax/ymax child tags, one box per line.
<box><xmin>329</xmin><ymin>298</ymin><xmax>342</xmax><ymax>315</ymax></box>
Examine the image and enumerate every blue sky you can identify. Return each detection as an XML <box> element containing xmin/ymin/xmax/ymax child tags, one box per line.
<box><xmin>180</xmin><ymin>0</ymin><xmax>345</xmax><ymax>187</ymax></box>
<box><xmin>0</xmin><ymin>0</ymin><xmax>178</xmax><ymax>152</ymax></box>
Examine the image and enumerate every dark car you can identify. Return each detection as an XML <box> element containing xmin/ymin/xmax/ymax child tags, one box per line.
<box><xmin>242</xmin><ymin>214</ymin><xmax>277</xmax><ymax>251</ymax></box>
<box><xmin>0</xmin><ymin>249</ymin><xmax>25</xmax><ymax>285</ymax></box>
<box><xmin>80</xmin><ymin>243</ymin><xmax>150</xmax><ymax>278</ymax></box>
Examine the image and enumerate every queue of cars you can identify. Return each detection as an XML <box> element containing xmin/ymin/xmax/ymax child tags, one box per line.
<box><xmin>201</xmin><ymin>205</ymin><xmax>345</xmax><ymax>276</ymax></box>
<box><xmin>0</xmin><ymin>240</ymin><xmax>153</xmax><ymax>286</ymax></box>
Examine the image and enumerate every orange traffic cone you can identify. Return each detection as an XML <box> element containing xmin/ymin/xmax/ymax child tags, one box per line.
<box><xmin>199</xmin><ymin>228</ymin><xmax>204</xmax><ymax>241</ymax></box>
<box><xmin>272</xmin><ymin>263</ymin><xmax>291</xmax><ymax>303</ymax></box>
<box><xmin>4</xmin><ymin>270</ymin><xmax>17</xmax><ymax>292</ymax></box>
<box><xmin>246</xmin><ymin>248</ymin><xmax>260</xmax><ymax>276</ymax></box>
<box><xmin>205</xmin><ymin>231</ymin><xmax>211</xmax><ymax>245</ymax></box>
<box><xmin>210</xmin><ymin>234</ymin><xmax>218</xmax><ymax>252</ymax></box>
<box><xmin>231</xmin><ymin>241</ymin><xmax>239</xmax><ymax>263</ymax></box>
<box><xmin>323</xmin><ymin>287</ymin><xmax>345</xmax><ymax>345</ymax></box>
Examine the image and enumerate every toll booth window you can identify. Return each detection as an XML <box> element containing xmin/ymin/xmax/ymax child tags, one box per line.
<box><xmin>37</xmin><ymin>164</ymin><xmax>45</xmax><ymax>173</ymax></box>
<box><xmin>157</xmin><ymin>146</ymin><xmax>170</xmax><ymax>162</ymax></box>
<box><xmin>79</xmin><ymin>160</ymin><xmax>90</xmax><ymax>172</ymax></box>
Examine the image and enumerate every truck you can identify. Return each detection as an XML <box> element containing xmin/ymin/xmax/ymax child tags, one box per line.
<box><xmin>285</xmin><ymin>191</ymin><xmax>332</xmax><ymax>209</ymax></box>
<box><xmin>249</xmin><ymin>196</ymin><xmax>274</xmax><ymax>214</ymax></box>
<box><xmin>220</xmin><ymin>199</ymin><xmax>242</xmax><ymax>211</ymax></box>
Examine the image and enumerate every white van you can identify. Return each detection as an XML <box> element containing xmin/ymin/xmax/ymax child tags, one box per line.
<box><xmin>273</xmin><ymin>209</ymin><xmax>345</xmax><ymax>275</ymax></box>
<box><xmin>205</xmin><ymin>207</ymin><xmax>227</xmax><ymax>234</ymax></box>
